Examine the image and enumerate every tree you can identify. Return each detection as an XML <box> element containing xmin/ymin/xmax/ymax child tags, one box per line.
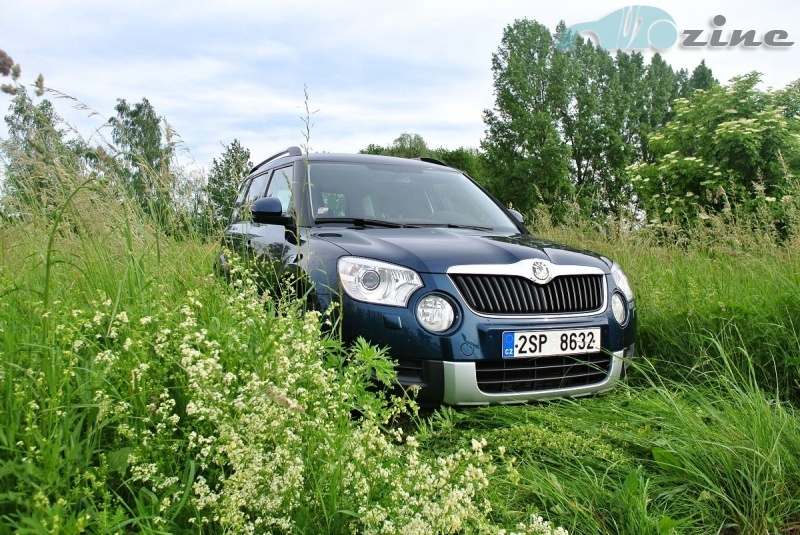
<box><xmin>360</xmin><ymin>133</ymin><xmax>431</xmax><ymax>158</ymax></box>
<box><xmin>1</xmin><ymin>88</ymin><xmax>84</xmax><ymax>212</ymax></box>
<box><xmin>482</xmin><ymin>19</ymin><xmax>573</xmax><ymax>221</ymax></box>
<box><xmin>109</xmin><ymin>98</ymin><xmax>175</xmax><ymax>224</ymax></box>
<box><xmin>557</xmin><ymin>33</ymin><xmax>632</xmax><ymax>217</ymax></box>
<box><xmin>686</xmin><ymin>59</ymin><xmax>717</xmax><ymax>94</ymax></box>
<box><xmin>430</xmin><ymin>146</ymin><xmax>489</xmax><ymax>184</ymax></box>
<box><xmin>206</xmin><ymin>139</ymin><xmax>252</xmax><ymax>227</ymax></box>
<box><xmin>359</xmin><ymin>138</ymin><xmax>490</xmax><ymax>184</ymax></box>
<box><xmin>773</xmin><ymin>79</ymin><xmax>800</xmax><ymax>126</ymax></box>
<box><xmin>629</xmin><ymin>72</ymin><xmax>799</xmax><ymax>229</ymax></box>
<box><xmin>359</xmin><ymin>143</ymin><xmax>386</xmax><ymax>156</ymax></box>
<box><xmin>481</xmin><ymin>20</ymin><xmax>690</xmax><ymax>222</ymax></box>
<box><xmin>387</xmin><ymin>133</ymin><xmax>430</xmax><ymax>158</ymax></box>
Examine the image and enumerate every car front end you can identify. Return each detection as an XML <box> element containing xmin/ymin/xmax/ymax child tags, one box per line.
<box><xmin>236</xmin><ymin>150</ymin><xmax>637</xmax><ymax>406</ymax></box>
<box><xmin>330</xmin><ymin>231</ymin><xmax>636</xmax><ymax>406</ymax></box>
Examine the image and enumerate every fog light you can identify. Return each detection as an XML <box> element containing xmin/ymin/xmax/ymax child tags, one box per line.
<box><xmin>611</xmin><ymin>292</ymin><xmax>628</xmax><ymax>325</ymax></box>
<box><xmin>416</xmin><ymin>295</ymin><xmax>455</xmax><ymax>332</ymax></box>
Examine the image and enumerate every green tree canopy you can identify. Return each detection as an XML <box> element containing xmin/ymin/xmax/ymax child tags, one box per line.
<box><xmin>629</xmin><ymin>72</ymin><xmax>800</xmax><ymax>229</ymax></box>
<box><xmin>360</xmin><ymin>133</ymin><xmax>431</xmax><ymax>158</ymax></box>
<box><xmin>430</xmin><ymin>146</ymin><xmax>489</xmax><ymax>184</ymax></box>
<box><xmin>109</xmin><ymin>98</ymin><xmax>175</xmax><ymax>225</ymax></box>
<box><xmin>359</xmin><ymin>136</ymin><xmax>490</xmax><ymax>185</ymax></box>
<box><xmin>686</xmin><ymin>59</ymin><xmax>717</xmax><ymax>95</ymax></box>
<box><xmin>206</xmin><ymin>139</ymin><xmax>252</xmax><ymax>227</ymax></box>
<box><xmin>481</xmin><ymin>19</ymin><xmax>572</xmax><ymax>221</ymax></box>
<box><xmin>480</xmin><ymin>20</ymin><xmax>707</xmax><ymax>222</ymax></box>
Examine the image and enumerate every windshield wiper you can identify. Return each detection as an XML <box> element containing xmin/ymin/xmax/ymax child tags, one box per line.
<box><xmin>314</xmin><ymin>218</ymin><xmax>416</xmax><ymax>229</ymax></box>
<box><xmin>413</xmin><ymin>223</ymin><xmax>495</xmax><ymax>232</ymax></box>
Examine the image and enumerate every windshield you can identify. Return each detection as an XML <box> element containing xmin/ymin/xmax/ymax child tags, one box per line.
<box><xmin>307</xmin><ymin>161</ymin><xmax>519</xmax><ymax>233</ymax></box>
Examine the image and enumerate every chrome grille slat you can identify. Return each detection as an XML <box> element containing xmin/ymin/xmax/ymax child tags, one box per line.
<box><xmin>451</xmin><ymin>274</ymin><xmax>604</xmax><ymax>315</ymax></box>
<box><xmin>564</xmin><ymin>278</ymin><xmax>572</xmax><ymax>310</ymax></box>
<box><xmin>583</xmin><ymin>277</ymin><xmax>593</xmax><ymax>309</ymax></box>
<box><xmin>541</xmin><ymin>283</ymin><xmax>552</xmax><ymax>310</ymax></box>
<box><xmin>556</xmin><ymin>278</ymin><xmax>566</xmax><ymax>310</ymax></box>
<box><xmin>521</xmin><ymin>278</ymin><xmax>536</xmax><ymax>312</ymax></box>
<box><xmin>508</xmin><ymin>277</ymin><xmax>521</xmax><ymax>312</ymax></box>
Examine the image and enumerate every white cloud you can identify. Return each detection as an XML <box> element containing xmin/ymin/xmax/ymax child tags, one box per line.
<box><xmin>1</xmin><ymin>0</ymin><xmax>798</xmax><ymax>169</ymax></box>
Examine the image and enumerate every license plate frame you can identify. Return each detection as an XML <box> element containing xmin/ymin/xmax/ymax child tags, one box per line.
<box><xmin>502</xmin><ymin>328</ymin><xmax>601</xmax><ymax>358</ymax></box>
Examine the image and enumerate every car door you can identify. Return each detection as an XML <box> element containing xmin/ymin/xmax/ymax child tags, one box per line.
<box><xmin>223</xmin><ymin>164</ymin><xmax>298</xmax><ymax>287</ymax></box>
<box><xmin>222</xmin><ymin>169</ymin><xmax>270</xmax><ymax>261</ymax></box>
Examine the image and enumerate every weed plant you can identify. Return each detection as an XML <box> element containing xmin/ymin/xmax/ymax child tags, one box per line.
<box><xmin>425</xmin><ymin>342</ymin><xmax>800</xmax><ymax>534</ymax></box>
<box><xmin>0</xmin><ymin>140</ymin><xmax>564</xmax><ymax>533</ymax></box>
<box><xmin>2</xmin><ymin>103</ymin><xmax>799</xmax><ymax>533</ymax></box>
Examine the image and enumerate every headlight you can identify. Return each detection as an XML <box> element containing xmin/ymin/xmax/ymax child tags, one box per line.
<box><xmin>611</xmin><ymin>263</ymin><xmax>634</xmax><ymax>302</ymax></box>
<box><xmin>338</xmin><ymin>257</ymin><xmax>423</xmax><ymax>307</ymax></box>
<box><xmin>416</xmin><ymin>294</ymin><xmax>456</xmax><ymax>332</ymax></box>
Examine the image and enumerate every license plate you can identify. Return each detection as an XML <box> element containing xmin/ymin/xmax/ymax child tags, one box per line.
<box><xmin>502</xmin><ymin>328</ymin><xmax>601</xmax><ymax>358</ymax></box>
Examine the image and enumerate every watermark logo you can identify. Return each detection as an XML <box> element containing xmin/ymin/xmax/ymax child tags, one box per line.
<box><xmin>557</xmin><ymin>6</ymin><xmax>677</xmax><ymax>51</ymax></box>
<box><xmin>557</xmin><ymin>6</ymin><xmax>794</xmax><ymax>51</ymax></box>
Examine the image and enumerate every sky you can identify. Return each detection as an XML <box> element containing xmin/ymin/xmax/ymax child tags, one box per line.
<box><xmin>1</xmin><ymin>0</ymin><xmax>799</xmax><ymax>171</ymax></box>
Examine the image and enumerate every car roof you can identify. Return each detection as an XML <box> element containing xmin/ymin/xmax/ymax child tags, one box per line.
<box><xmin>250</xmin><ymin>146</ymin><xmax>455</xmax><ymax>175</ymax></box>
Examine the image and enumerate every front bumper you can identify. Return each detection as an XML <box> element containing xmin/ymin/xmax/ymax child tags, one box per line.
<box><xmin>441</xmin><ymin>345</ymin><xmax>632</xmax><ymax>405</ymax></box>
<box><xmin>393</xmin><ymin>343</ymin><xmax>634</xmax><ymax>406</ymax></box>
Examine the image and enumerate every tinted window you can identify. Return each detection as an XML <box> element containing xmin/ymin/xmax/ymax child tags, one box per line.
<box><xmin>265</xmin><ymin>165</ymin><xmax>294</xmax><ymax>216</ymax></box>
<box><xmin>308</xmin><ymin>162</ymin><xmax>518</xmax><ymax>232</ymax></box>
<box><xmin>245</xmin><ymin>172</ymin><xmax>270</xmax><ymax>203</ymax></box>
<box><xmin>229</xmin><ymin>177</ymin><xmax>252</xmax><ymax>222</ymax></box>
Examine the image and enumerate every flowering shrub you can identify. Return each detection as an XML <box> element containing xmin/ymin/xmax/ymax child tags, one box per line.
<box><xmin>0</xmin><ymin>238</ymin><xmax>567</xmax><ymax>534</ymax></box>
<box><xmin>627</xmin><ymin>73</ymin><xmax>800</xmax><ymax>237</ymax></box>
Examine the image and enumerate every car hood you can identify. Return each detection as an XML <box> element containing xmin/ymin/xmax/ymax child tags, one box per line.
<box><xmin>310</xmin><ymin>228</ymin><xmax>611</xmax><ymax>274</ymax></box>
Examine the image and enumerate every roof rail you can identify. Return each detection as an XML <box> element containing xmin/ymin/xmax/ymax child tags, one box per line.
<box><xmin>250</xmin><ymin>146</ymin><xmax>303</xmax><ymax>174</ymax></box>
<box><xmin>413</xmin><ymin>156</ymin><xmax>451</xmax><ymax>167</ymax></box>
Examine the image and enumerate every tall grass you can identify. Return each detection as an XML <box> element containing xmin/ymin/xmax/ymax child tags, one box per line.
<box><xmin>2</xmin><ymin>108</ymin><xmax>800</xmax><ymax>533</ymax></box>
<box><xmin>414</xmin><ymin>338</ymin><xmax>800</xmax><ymax>534</ymax></box>
<box><xmin>526</xmin><ymin>203</ymin><xmax>800</xmax><ymax>403</ymax></box>
<box><xmin>0</xmin><ymin>133</ymin><xmax>565</xmax><ymax>533</ymax></box>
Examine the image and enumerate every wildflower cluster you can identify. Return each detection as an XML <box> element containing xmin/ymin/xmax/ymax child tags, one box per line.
<box><xmin>0</xmin><ymin>243</ymin><xmax>569</xmax><ymax>533</ymax></box>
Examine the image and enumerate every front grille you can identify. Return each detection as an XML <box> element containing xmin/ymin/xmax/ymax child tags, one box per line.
<box><xmin>450</xmin><ymin>274</ymin><xmax>604</xmax><ymax>315</ymax></box>
<box><xmin>475</xmin><ymin>353</ymin><xmax>611</xmax><ymax>393</ymax></box>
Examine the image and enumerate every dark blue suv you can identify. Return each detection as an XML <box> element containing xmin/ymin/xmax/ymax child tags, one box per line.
<box><xmin>221</xmin><ymin>147</ymin><xmax>636</xmax><ymax>405</ymax></box>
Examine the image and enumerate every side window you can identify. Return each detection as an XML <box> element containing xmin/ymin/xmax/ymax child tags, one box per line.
<box><xmin>245</xmin><ymin>172</ymin><xmax>270</xmax><ymax>203</ymax></box>
<box><xmin>265</xmin><ymin>165</ymin><xmax>294</xmax><ymax>216</ymax></box>
<box><xmin>234</xmin><ymin>178</ymin><xmax>250</xmax><ymax>206</ymax></box>
<box><xmin>233</xmin><ymin>172</ymin><xmax>270</xmax><ymax>222</ymax></box>
<box><xmin>230</xmin><ymin>177</ymin><xmax>253</xmax><ymax>222</ymax></box>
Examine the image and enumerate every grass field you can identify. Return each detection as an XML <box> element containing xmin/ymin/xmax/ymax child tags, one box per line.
<box><xmin>1</xmin><ymin>175</ymin><xmax>799</xmax><ymax>534</ymax></box>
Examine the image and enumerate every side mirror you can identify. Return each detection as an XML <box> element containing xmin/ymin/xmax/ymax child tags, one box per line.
<box><xmin>251</xmin><ymin>197</ymin><xmax>285</xmax><ymax>224</ymax></box>
<box><xmin>508</xmin><ymin>209</ymin><xmax>524</xmax><ymax>224</ymax></box>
